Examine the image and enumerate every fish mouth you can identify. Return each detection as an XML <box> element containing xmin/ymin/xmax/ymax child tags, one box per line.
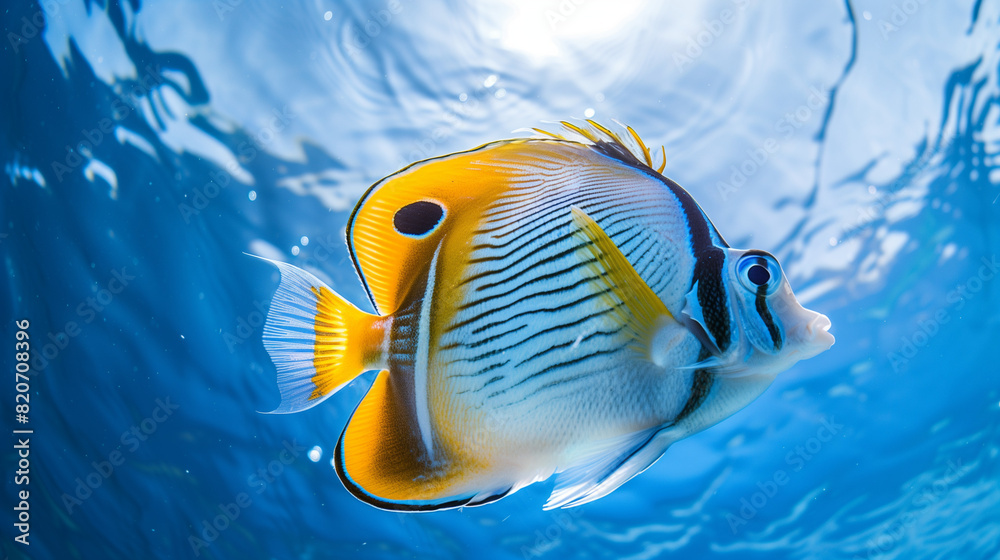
<box><xmin>787</xmin><ymin>311</ymin><xmax>834</xmax><ymax>360</ymax></box>
<box><xmin>803</xmin><ymin>313</ymin><xmax>835</xmax><ymax>352</ymax></box>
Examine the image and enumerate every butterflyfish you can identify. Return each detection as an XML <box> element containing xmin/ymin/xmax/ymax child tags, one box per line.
<box><xmin>256</xmin><ymin>121</ymin><xmax>835</xmax><ymax>511</ymax></box>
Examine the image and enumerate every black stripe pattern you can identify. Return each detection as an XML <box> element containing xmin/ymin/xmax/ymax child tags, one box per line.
<box><xmin>434</xmin><ymin>145</ymin><xmax>702</xmax><ymax>427</ymax></box>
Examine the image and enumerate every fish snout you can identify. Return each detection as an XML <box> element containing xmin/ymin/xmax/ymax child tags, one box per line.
<box><xmin>805</xmin><ymin>313</ymin><xmax>834</xmax><ymax>349</ymax></box>
<box><xmin>789</xmin><ymin>311</ymin><xmax>834</xmax><ymax>356</ymax></box>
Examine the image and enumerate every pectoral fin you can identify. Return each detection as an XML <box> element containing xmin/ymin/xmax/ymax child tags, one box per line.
<box><xmin>681</xmin><ymin>280</ymin><xmax>723</xmax><ymax>355</ymax></box>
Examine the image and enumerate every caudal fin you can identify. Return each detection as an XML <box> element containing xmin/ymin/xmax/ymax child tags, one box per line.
<box><xmin>254</xmin><ymin>257</ymin><xmax>387</xmax><ymax>413</ymax></box>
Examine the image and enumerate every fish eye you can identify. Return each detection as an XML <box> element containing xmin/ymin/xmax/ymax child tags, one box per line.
<box><xmin>393</xmin><ymin>201</ymin><xmax>445</xmax><ymax>237</ymax></box>
<box><xmin>737</xmin><ymin>252</ymin><xmax>782</xmax><ymax>295</ymax></box>
<box><xmin>747</xmin><ymin>264</ymin><xmax>770</xmax><ymax>285</ymax></box>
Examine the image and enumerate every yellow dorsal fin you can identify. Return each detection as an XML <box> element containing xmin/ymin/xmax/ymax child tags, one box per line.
<box><xmin>625</xmin><ymin>125</ymin><xmax>653</xmax><ymax>168</ymax></box>
<box><xmin>583</xmin><ymin>120</ymin><xmax>619</xmax><ymax>143</ymax></box>
<box><xmin>532</xmin><ymin>127</ymin><xmax>566</xmax><ymax>140</ymax></box>
<box><xmin>536</xmin><ymin>121</ymin><xmax>667</xmax><ymax>175</ymax></box>
<box><xmin>570</xmin><ymin>206</ymin><xmax>675</xmax><ymax>354</ymax></box>
<box><xmin>561</xmin><ymin>121</ymin><xmax>602</xmax><ymax>144</ymax></box>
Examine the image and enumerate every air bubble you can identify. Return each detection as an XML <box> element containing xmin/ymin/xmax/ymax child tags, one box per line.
<box><xmin>308</xmin><ymin>446</ymin><xmax>322</xmax><ymax>462</ymax></box>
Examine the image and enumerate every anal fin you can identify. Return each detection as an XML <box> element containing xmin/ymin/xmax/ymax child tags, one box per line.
<box><xmin>335</xmin><ymin>371</ymin><xmax>515</xmax><ymax>511</ymax></box>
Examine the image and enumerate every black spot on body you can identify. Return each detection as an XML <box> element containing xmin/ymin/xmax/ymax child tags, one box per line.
<box><xmin>394</xmin><ymin>201</ymin><xmax>444</xmax><ymax>236</ymax></box>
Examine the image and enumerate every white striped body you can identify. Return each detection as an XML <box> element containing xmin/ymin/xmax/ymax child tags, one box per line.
<box><xmin>424</xmin><ymin>145</ymin><xmax>704</xmax><ymax>474</ymax></box>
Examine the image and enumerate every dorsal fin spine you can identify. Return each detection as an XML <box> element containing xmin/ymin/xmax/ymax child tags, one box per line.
<box><xmin>537</xmin><ymin>120</ymin><xmax>668</xmax><ymax>176</ymax></box>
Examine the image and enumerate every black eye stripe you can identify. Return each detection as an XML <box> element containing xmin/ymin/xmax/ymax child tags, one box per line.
<box><xmin>755</xmin><ymin>286</ymin><xmax>783</xmax><ymax>351</ymax></box>
<box><xmin>394</xmin><ymin>201</ymin><xmax>444</xmax><ymax>236</ymax></box>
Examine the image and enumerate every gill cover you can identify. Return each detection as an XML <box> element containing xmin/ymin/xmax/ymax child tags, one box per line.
<box><xmin>681</xmin><ymin>279</ymin><xmax>736</xmax><ymax>356</ymax></box>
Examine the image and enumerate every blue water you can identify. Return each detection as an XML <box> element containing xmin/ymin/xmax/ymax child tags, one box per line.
<box><xmin>2</xmin><ymin>0</ymin><xmax>999</xmax><ymax>558</ymax></box>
